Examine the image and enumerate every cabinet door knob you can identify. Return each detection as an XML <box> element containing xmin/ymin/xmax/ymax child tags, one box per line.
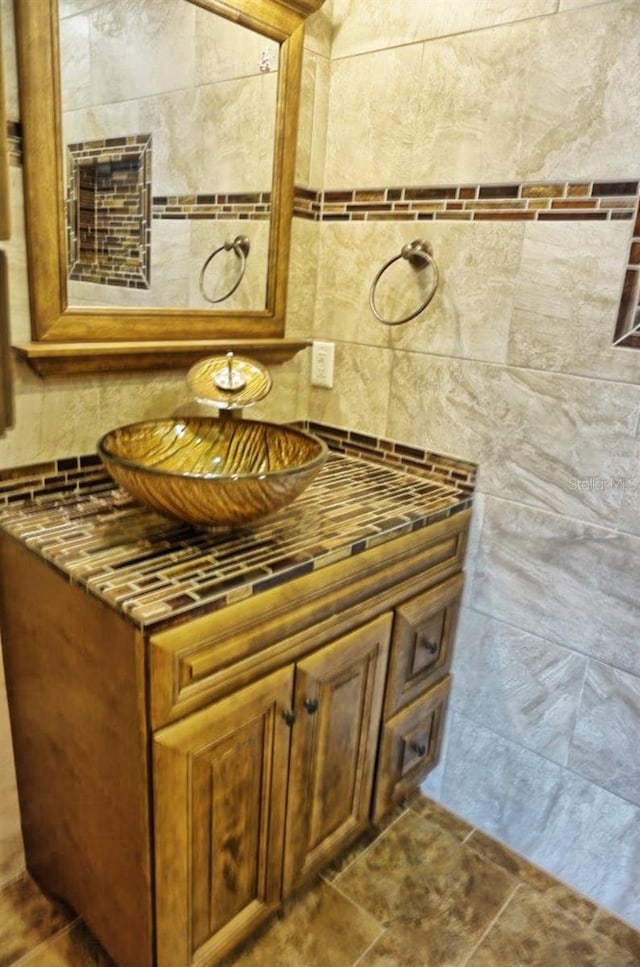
<box><xmin>282</xmin><ymin>709</ymin><xmax>297</xmax><ymax>726</ymax></box>
<box><xmin>418</xmin><ymin>635</ymin><xmax>439</xmax><ymax>655</ymax></box>
<box><xmin>410</xmin><ymin>741</ymin><xmax>427</xmax><ymax>757</ymax></box>
<box><xmin>304</xmin><ymin>697</ymin><xmax>319</xmax><ymax>714</ymax></box>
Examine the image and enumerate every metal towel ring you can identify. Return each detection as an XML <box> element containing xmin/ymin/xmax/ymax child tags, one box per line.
<box><xmin>369</xmin><ymin>239</ymin><xmax>439</xmax><ymax>325</ymax></box>
<box><xmin>199</xmin><ymin>235</ymin><xmax>250</xmax><ymax>304</ymax></box>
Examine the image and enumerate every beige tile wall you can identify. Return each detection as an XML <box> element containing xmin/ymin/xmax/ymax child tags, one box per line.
<box><xmin>290</xmin><ymin>0</ymin><xmax>640</xmax><ymax>930</ymax></box>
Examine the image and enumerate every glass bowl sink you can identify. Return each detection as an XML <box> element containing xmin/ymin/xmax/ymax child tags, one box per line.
<box><xmin>97</xmin><ymin>418</ymin><xmax>328</xmax><ymax>527</ymax></box>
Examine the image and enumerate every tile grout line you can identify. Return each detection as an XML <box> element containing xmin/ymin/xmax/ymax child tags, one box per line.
<box><xmin>11</xmin><ymin>917</ymin><xmax>82</xmax><ymax>967</ymax></box>
<box><xmin>327</xmin><ymin>806</ymin><xmax>491</xmax><ymax>967</ymax></box>
<box><xmin>350</xmin><ymin>926</ymin><xmax>389</xmax><ymax>967</ymax></box>
<box><xmin>320</xmin><ymin>807</ymin><xmax>413</xmax><ymax>886</ymax></box>
<box><xmin>325</xmin><ymin>875</ymin><xmax>388</xmax><ymax>954</ymax></box>
<box><xmin>454</xmin><ymin>822</ymin><xmax>630</xmax><ymax>940</ymax></box>
<box><xmin>318</xmin><ymin>812</ymin><xmax>420</xmax><ymax>961</ymax></box>
<box><xmin>441</xmin><ymin>701</ymin><xmax>640</xmax><ymax>816</ymax></box>
<box><xmin>458</xmin><ymin>882</ymin><xmax>522</xmax><ymax>967</ymax></box>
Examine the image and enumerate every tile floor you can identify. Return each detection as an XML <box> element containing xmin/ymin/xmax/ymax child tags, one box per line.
<box><xmin>2</xmin><ymin>795</ymin><xmax>639</xmax><ymax>967</ymax></box>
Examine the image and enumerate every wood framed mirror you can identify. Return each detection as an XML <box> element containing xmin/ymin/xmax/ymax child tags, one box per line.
<box><xmin>13</xmin><ymin>0</ymin><xmax>323</xmax><ymax>376</ymax></box>
<box><xmin>0</xmin><ymin>12</ymin><xmax>9</xmax><ymax>242</ymax></box>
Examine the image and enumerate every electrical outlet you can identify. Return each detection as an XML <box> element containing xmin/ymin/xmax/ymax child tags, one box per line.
<box><xmin>311</xmin><ymin>341</ymin><xmax>335</xmax><ymax>388</ymax></box>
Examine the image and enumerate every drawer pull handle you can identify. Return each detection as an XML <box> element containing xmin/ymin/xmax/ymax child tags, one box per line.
<box><xmin>304</xmin><ymin>697</ymin><xmax>319</xmax><ymax>715</ymax></box>
<box><xmin>282</xmin><ymin>709</ymin><xmax>297</xmax><ymax>726</ymax></box>
<box><xmin>410</xmin><ymin>741</ymin><xmax>427</xmax><ymax>757</ymax></box>
<box><xmin>419</xmin><ymin>637</ymin><xmax>439</xmax><ymax>656</ymax></box>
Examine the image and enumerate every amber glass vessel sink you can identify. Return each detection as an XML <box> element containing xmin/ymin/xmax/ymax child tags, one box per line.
<box><xmin>97</xmin><ymin>418</ymin><xmax>328</xmax><ymax>527</ymax></box>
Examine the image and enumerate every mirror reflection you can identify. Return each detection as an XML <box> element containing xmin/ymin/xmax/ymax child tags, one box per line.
<box><xmin>59</xmin><ymin>0</ymin><xmax>278</xmax><ymax>312</ymax></box>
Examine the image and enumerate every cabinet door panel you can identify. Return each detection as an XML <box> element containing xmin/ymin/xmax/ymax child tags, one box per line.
<box><xmin>191</xmin><ymin>720</ymin><xmax>264</xmax><ymax>941</ymax></box>
<box><xmin>153</xmin><ymin>665</ymin><xmax>293</xmax><ymax>967</ymax></box>
<box><xmin>283</xmin><ymin>612</ymin><xmax>392</xmax><ymax>895</ymax></box>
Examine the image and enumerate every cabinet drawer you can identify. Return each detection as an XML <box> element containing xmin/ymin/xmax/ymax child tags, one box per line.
<box><xmin>372</xmin><ymin>676</ymin><xmax>450</xmax><ymax>822</ymax></box>
<box><xmin>148</xmin><ymin>511</ymin><xmax>470</xmax><ymax>729</ymax></box>
<box><xmin>384</xmin><ymin>573</ymin><xmax>462</xmax><ymax>719</ymax></box>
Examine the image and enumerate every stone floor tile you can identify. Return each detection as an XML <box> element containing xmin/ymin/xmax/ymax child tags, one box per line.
<box><xmin>2</xmin><ymin>799</ymin><xmax>639</xmax><ymax>967</ymax></box>
<box><xmin>591</xmin><ymin>909</ymin><xmax>640</xmax><ymax>964</ymax></box>
<box><xmin>335</xmin><ymin>811</ymin><xmax>517</xmax><ymax>966</ymax></box>
<box><xmin>409</xmin><ymin>794</ymin><xmax>475</xmax><ymax>841</ymax></box>
<box><xmin>467</xmin><ymin>888</ymin><xmax>638</xmax><ymax>967</ymax></box>
<box><xmin>322</xmin><ymin>805</ymin><xmax>407</xmax><ymax>883</ymax></box>
<box><xmin>356</xmin><ymin>922</ymin><xmax>476</xmax><ymax>967</ymax></box>
<box><xmin>0</xmin><ymin>873</ymin><xmax>74</xmax><ymax>967</ymax></box>
<box><xmin>466</xmin><ymin>828</ymin><xmax>598</xmax><ymax>923</ymax></box>
<box><xmin>224</xmin><ymin>877</ymin><xmax>383</xmax><ymax>967</ymax></box>
<box><xmin>17</xmin><ymin>922</ymin><xmax>115</xmax><ymax>966</ymax></box>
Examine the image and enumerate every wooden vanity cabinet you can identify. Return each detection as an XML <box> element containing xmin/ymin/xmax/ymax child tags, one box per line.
<box><xmin>0</xmin><ymin>507</ymin><xmax>470</xmax><ymax>967</ymax></box>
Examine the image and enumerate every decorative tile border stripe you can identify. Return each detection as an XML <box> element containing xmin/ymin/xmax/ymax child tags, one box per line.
<box><xmin>153</xmin><ymin>192</ymin><xmax>271</xmax><ymax>220</ymax></box>
<box><xmin>6</xmin><ymin>118</ymin><xmax>271</xmax><ymax>221</ymax></box>
<box><xmin>294</xmin><ymin>186</ymin><xmax>323</xmax><ymax>220</ymax></box>
<box><xmin>294</xmin><ymin>180</ymin><xmax>638</xmax><ymax>222</ymax></box>
<box><xmin>301</xmin><ymin>422</ymin><xmax>477</xmax><ymax>494</ymax></box>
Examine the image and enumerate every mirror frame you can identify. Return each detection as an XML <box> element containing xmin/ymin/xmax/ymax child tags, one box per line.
<box><xmin>13</xmin><ymin>0</ymin><xmax>323</xmax><ymax>376</ymax></box>
<box><xmin>0</xmin><ymin>13</ymin><xmax>9</xmax><ymax>241</ymax></box>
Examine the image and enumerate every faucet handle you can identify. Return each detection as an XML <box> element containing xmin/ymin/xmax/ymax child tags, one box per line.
<box><xmin>214</xmin><ymin>352</ymin><xmax>248</xmax><ymax>392</ymax></box>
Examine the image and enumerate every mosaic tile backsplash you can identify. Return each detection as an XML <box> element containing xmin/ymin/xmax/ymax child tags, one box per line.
<box><xmin>0</xmin><ymin>425</ymin><xmax>474</xmax><ymax>630</ymax></box>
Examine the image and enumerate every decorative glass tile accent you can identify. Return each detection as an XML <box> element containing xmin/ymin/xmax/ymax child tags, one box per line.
<box><xmin>66</xmin><ymin>135</ymin><xmax>152</xmax><ymax>289</ymax></box>
<box><xmin>153</xmin><ymin>192</ymin><xmax>271</xmax><ymax>220</ymax></box>
<box><xmin>0</xmin><ymin>425</ymin><xmax>474</xmax><ymax>629</ymax></box>
<box><xmin>294</xmin><ymin>180</ymin><xmax>638</xmax><ymax>222</ymax></box>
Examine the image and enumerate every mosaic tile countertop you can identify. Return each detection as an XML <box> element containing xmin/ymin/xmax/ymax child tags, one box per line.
<box><xmin>0</xmin><ymin>425</ymin><xmax>475</xmax><ymax>630</ymax></box>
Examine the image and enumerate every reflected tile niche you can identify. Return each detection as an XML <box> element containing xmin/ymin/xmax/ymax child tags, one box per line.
<box><xmin>66</xmin><ymin>133</ymin><xmax>152</xmax><ymax>289</ymax></box>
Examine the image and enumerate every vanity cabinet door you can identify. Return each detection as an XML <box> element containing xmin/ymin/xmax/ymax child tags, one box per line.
<box><xmin>372</xmin><ymin>675</ymin><xmax>451</xmax><ymax>822</ymax></box>
<box><xmin>282</xmin><ymin>612</ymin><xmax>392</xmax><ymax>895</ymax></box>
<box><xmin>153</xmin><ymin>665</ymin><xmax>294</xmax><ymax>967</ymax></box>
